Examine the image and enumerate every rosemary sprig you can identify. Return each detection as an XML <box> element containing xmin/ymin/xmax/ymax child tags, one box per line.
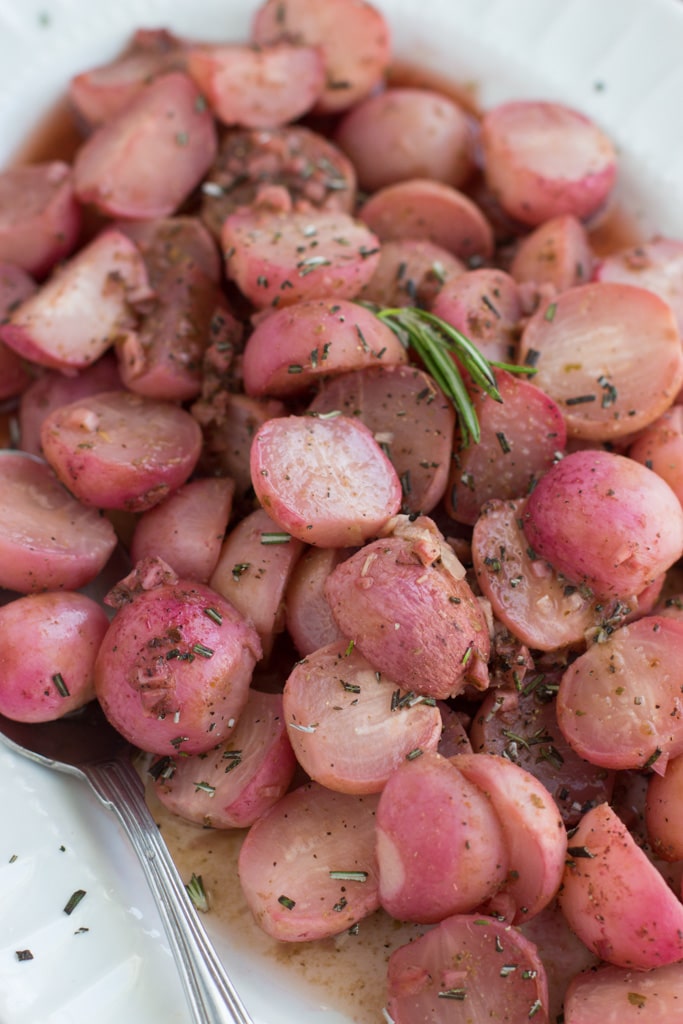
<box><xmin>367</xmin><ymin>305</ymin><xmax>535</xmax><ymax>446</ymax></box>
<box><xmin>186</xmin><ymin>872</ymin><xmax>209</xmax><ymax>913</ymax></box>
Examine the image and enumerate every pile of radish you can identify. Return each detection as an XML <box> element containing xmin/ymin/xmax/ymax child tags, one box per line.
<box><xmin>2</xmin><ymin>0</ymin><xmax>683</xmax><ymax>1020</ymax></box>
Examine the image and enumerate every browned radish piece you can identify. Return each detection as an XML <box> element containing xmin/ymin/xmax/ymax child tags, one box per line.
<box><xmin>470</xmin><ymin>686</ymin><xmax>615</xmax><ymax>827</ymax></box>
<box><xmin>209</xmin><ymin>507</ymin><xmax>304</xmax><ymax>659</ymax></box>
<box><xmin>629</xmin><ymin>406</ymin><xmax>683</xmax><ymax>506</ymax></box>
<box><xmin>509</xmin><ymin>215</ymin><xmax>594</xmax><ymax>293</ymax></box>
<box><xmin>237</xmin><ymin>782</ymin><xmax>380</xmax><ymax>941</ymax></box>
<box><xmin>437</xmin><ymin>703</ymin><xmax>473</xmax><ymax>756</ymax></box>
<box><xmin>200</xmin><ymin>125</ymin><xmax>357</xmax><ymax>238</ymax></box>
<box><xmin>452</xmin><ymin>752</ymin><xmax>567</xmax><ymax>924</ymax></box>
<box><xmin>250</xmin><ymin>414</ymin><xmax>401</xmax><ymax>546</ymax></box>
<box><xmin>335</xmin><ymin>87</ymin><xmax>474</xmax><ymax>192</ymax></box>
<box><xmin>40</xmin><ymin>390</ymin><xmax>203</xmax><ymax>512</ymax></box>
<box><xmin>359</xmin><ymin>179</ymin><xmax>494</xmax><ymax>263</ymax></box>
<box><xmin>242</xmin><ymin>299</ymin><xmax>406</xmax><ymax>398</ymax></box>
<box><xmin>559</xmin><ymin>802</ymin><xmax>683</xmax><ymax>969</ymax></box>
<box><xmin>192</xmin><ymin>392</ymin><xmax>286</xmax><ymax>507</ymax></box>
<box><xmin>481</xmin><ymin>100</ymin><xmax>617</xmax><ymax>227</ymax></box>
<box><xmin>325</xmin><ymin>516</ymin><xmax>490</xmax><ymax>699</ymax></box>
<box><xmin>130</xmin><ymin>477</ymin><xmax>234</xmax><ymax>584</ymax></box>
<box><xmin>308</xmin><ymin>365</ymin><xmax>455</xmax><ymax>514</ymax></box>
<box><xmin>564</xmin><ymin>961</ymin><xmax>683</xmax><ymax>1024</ymax></box>
<box><xmin>431</xmin><ymin>267</ymin><xmax>522</xmax><ymax>364</ymax></box>
<box><xmin>595</xmin><ymin>237</ymin><xmax>683</xmax><ymax>334</ymax></box>
<box><xmin>222</xmin><ymin>206</ymin><xmax>380</xmax><ymax>309</ymax></box>
<box><xmin>557</xmin><ymin>616</ymin><xmax>683</xmax><ymax>772</ymax></box>
<box><xmin>0</xmin><ymin>162</ymin><xmax>81</xmax><ymax>279</ymax></box>
<box><xmin>187</xmin><ymin>42</ymin><xmax>324</xmax><ymax>129</ymax></box>
<box><xmin>151</xmin><ymin>690</ymin><xmax>296</xmax><ymax>828</ymax></box>
<box><xmin>472</xmin><ymin>500</ymin><xmax>603</xmax><ymax>651</ymax></box>
<box><xmin>283</xmin><ymin>640</ymin><xmax>442</xmax><ymax>794</ymax></box>
<box><xmin>251</xmin><ymin>0</ymin><xmax>391</xmax><ymax>114</ymax></box>
<box><xmin>387</xmin><ymin>913</ymin><xmax>549</xmax><ymax>1024</ymax></box>
<box><xmin>18</xmin><ymin>352</ymin><xmax>121</xmax><ymax>456</ymax></box>
<box><xmin>118</xmin><ymin>265</ymin><xmax>235</xmax><ymax>402</ymax></box>
<box><xmin>377</xmin><ymin>750</ymin><xmax>508</xmax><ymax>922</ymax></box>
<box><xmin>0</xmin><ymin>344</ymin><xmax>31</xmax><ymax>402</ymax></box>
<box><xmin>118</xmin><ymin>215</ymin><xmax>221</xmax><ymax>283</ymax></box>
<box><xmin>519</xmin><ymin>282</ymin><xmax>683</xmax><ymax>441</ymax></box>
<box><xmin>0</xmin><ymin>592</ymin><xmax>109</xmax><ymax>722</ymax></box>
<box><xmin>0</xmin><ymin>263</ymin><xmax>37</xmax><ymax>400</ymax></box>
<box><xmin>68</xmin><ymin>28</ymin><xmax>189</xmax><ymax>128</ymax></box>
<box><xmin>522</xmin><ymin>449</ymin><xmax>683</xmax><ymax>600</ymax></box>
<box><xmin>0</xmin><ymin>451</ymin><xmax>117</xmax><ymax>592</ymax></box>
<box><xmin>646</xmin><ymin>754</ymin><xmax>683</xmax><ymax>862</ymax></box>
<box><xmin>447</xmin><ymin>371</ymin><xmax>566</xmax><ymax>525</ymax></box>
<box><xmin>0</xmin><ymin>229</ymin><xmax>151</xmax><ymax>373</ymax></box>
<box><xmin>357</xmin><ymin>238</ymin><xmax>465</xmax><ymax>308</ymax></box>
<box><xmin>95</xmin><ymin>576</ymin><xmax>261</xmax><ymax>756</ymax></box>
<box><xmin>73</xmin><ymin>72</ymin><xmax>217</xmax><ymax>219</ymax></box>
<box><xmin>284</xmin><ymin>547</ymin><xmax>348</xmax><ymax>656</ymax></box>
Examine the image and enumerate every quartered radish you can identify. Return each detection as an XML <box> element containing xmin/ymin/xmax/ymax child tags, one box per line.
<box><xmin>628</xmin><ymin>405</ymin><xmax>683</xmax><ymax>507</ymax></box>
<box><xmin>251</xmin><ymin>0</ymin><xmax>391</xmax><ymax>114</ymax></box>
<box><xmin>0</xmin><ymin>162</ymin><xmax>81</xmax><ymax>278</ymax></box>
<box><xmin>40</xmin><ymin>389</ymin><xmax>203</xmax><ymax>512</ymax></box>
<box><xmin>645</xmin><ymin>753</ymin><xmax>683</xmax><ymax>862</ymax></box>
<box><xmin>431</xmin><ymin>268</ymin><xmax>522</xmax><ymax>364</ymax></box>
<box><xmin>284</xmin><ymin>547</ymin><xmax>348</xmax><ymax>656</ymax></box>
<box><xmin>558</xmin><ymin>802</ymin><xmax>683</xmax><ymax>969</ymax></box>
<box><xmin>509</xmin><ymin>214</ymin><xmax>594</xmax><ymax>293</ymax></box>
<box><xmin>564</xmin><ymin>961</ymin><xmax>683</xmax><ymax>1024</ymax></box>
<box><xmin>250</xmin><ymin>413</ymin><xmax>402</xmax><ymax>546</ymax></box>
<box><xmin>151</xmin><ymin>689</ymin><xmax>296</xmax><ymax>828</ymax></box>
<box><xmin>557</xmin><ymin>615</ymin><xmax>683</xmax><ymax>772</ymax></box>
<box><xmin>283</xmin><ymin>639</ymin><xmax>442</xmax><ymax>794</ymax></box>
<box><xmin>518</xmin><ymin>282</ymin><xmax>683</xmax><ymax>441</ymax></box>
<box><xmin>237</xmin><ymin>782</ymin><xmax>380</xmax><ymax>941</ymax></box>
<box><xmin>0</xmin><ymin>451</ymin><xmax>117</xmax><ymax>593</ymax></box>
<box><xmin>242</xmin><ymin>298</ymin><xmax>406</xmax><ymax>397</ymax></box>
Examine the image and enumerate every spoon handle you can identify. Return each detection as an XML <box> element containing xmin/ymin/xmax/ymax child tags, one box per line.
<box><xmin>84</xmin><ymin>757</ymin><xmax>255</xmax><ymax>1024</ymax></box>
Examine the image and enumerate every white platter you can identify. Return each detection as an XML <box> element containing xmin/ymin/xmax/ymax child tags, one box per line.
<box><xmin>1</xmin><ymin>1</ymin><xmax>683</xmax><ymax>1022</ymax></box>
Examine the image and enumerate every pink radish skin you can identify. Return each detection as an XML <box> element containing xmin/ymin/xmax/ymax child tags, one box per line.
<box><xmin>387</xmin><ymin>913</ymin><xmax>549</xmax><ymax>1024</ymax></box>
<box><xmin>237</xmin><ymin>783</ymin><xmax>380</xmax><ymax>941</ymax></box>
<box><xmin>558</xmin><ymin>802</ymin><xmax>683</xmax><ymax>969</ymax></box>
<box><xmin>0</xmin><ymin>162</ymin><xmax>81</xmax><ymax>278</ymax></box>
<box><xmin>557</xmin><ymin>615</ymin><xmax>683</xmax><ymax>772</ymax></box>
<box><xmin>0</xmin><ymin>451</ymin><xmax>117</xmax><ymax>593</ymax></box>
<box><xmin>0</xmin><ymin>592</ymin><xmax>109</xmax><ymax>722</ymax></box>
<box><xmin>209</xmin><ymin>508</ymin><xmax>305</xmax><ymax>659</ymax></box>
<box><xmin>518</xmin><ymin>282</ymin><xmax>683</xmax><ymax>441</ymax></box>
<box><xmin>376</xmin><ymin>750</ymin><xmax>509</xmax><ymax>922</ymax></box>
<box><xmin>481</xmin><ymin>100</ymin><xmax>617</xmax><ymax>226</ymax></box>
<box><xmin>73</xmin><ymin>72</ymin><xmax>217</xmax><ymax>219</ymax></box>
<box><xmin>151</xmin><ymin>690</ymin><xmax>296</xmax><ymax>829</ymax></box>
<box><xmin>284</xmin><ymin>547</ymin><xmax>348</xmax><ymax>657</ymax></box>
<box><xmin>452</xmin><ymin>752</ymin><xmax>567</xmax><ymax>924</ymax></box>
<box><xmin>187</xmin><ymin>43</ymin><xmax>325</xmax><ymax>128</ymax></box>
<box><xmin>629</xmin><ymin>405</ymin><xmax>683</xmax><ymax>507</ymax></box>
<box><xmin>646</xmin><ymin>754</ymin><xmax>683</xmax><ymax>862</ymax></box>
<box><xmin>221</xmin><ymin>205</ymin><xmax>380</xmax><ymax>309</ymax></box>
<box><xmin>95</xmin><ymin>578</ymin><xmax>261</xmax><ymax>756</ymax></box>
<box><xmin>510</xmin><ymin>214</ymin><xmax>594</xmax><ymax>293</ymax></box>
<box><xmin>0</xmin><ymin>228</ymin><xmax>152</xmax><ymax>373</ymax></box>
<box><xmin>242</xmin><ymin>298</ymin><xmax>406</xmax><ymax>398</ymax></box>
<box><xmin>522</xmin><ymin>449</ymin><xmax>683</xmax><ymax>600</ymax></box>
<box><xmin>564</xmin><ymin>962</ymin><xmax>683</xmax><ymax>1024</ymax></box>
<box><xmin>41</xmin><ymin>389</ymin><xmax>203</xmax><ymax>513</ymax></box>
<box><xmin>360</xmin><ymin>178</ymin><xmax>494</xmax><ymax>262</ymax></box>
<box><xmin>324</xmin><ymin>517</ymin><xmax>490</xmax><ymax>699</ymax></box>
<box><xmin>130</xmin><ymin>477</ymin><xmax>234</xmax><ymax>584</ymax></box>
<box><xmin>335</xmin><ymin>87</ymin><xmax>474</xmax><ymax>192</ymax></box>
<box><xmin>283</xmin><ymin>640</ymin><xmax>442</xmax><ymax>795</ymax></box>
<box><xmin>251</xmin><ymin>0</ymin><xmax>391</xmax><ymax>114</ymax></box>
<box><xmin>250</xmin><ymin>413</ymin><xmax>402</xmax><ymax>547</ymax></box>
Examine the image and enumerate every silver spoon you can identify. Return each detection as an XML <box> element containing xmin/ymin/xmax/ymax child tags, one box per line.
<box><xmin>0</xmin><ymin>701</ymin><xmax>256</xmax><ymax>1024</ymax></box>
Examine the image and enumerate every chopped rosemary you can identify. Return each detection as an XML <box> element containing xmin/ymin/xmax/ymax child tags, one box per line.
<box><xmin>186</xmin><ymin>873</ymin><xmax>209</xmax><ymax>913</ymax></box>
<box><xmin>52</xmin><ymin>672</ymin><xmax>70</xmax><ymax>697</ymax></box>
<box><xmin>260</xmin><ymin>531</ymin><xmax>291</xmax><ymax>544</ymax></box>
<box><xmin>63</xmin><ymin>889</ymin><xmax>87</xmax><ymax>915</ymax></box>
<box><xmin>278</xmin><ymin>894</ymin><xmax>296</xmax><ymax>910</ymax></box>
<box><xmin>203</xmin><ymin>607</ymin><xmax>223</xmax><ymax>625</ymax></box>
<box><xmin>366</xmin><ymin>305</ymin><xmax>535</xmax><ymax>446</ymax></box>
<box><xmin>329</xmin><ymin>870</ymin><xmax>368</xmax><ymax>882</ymax></box>
<box><xmin>194</xmin><ymin>781</ymin><xmax>216</xmax><ymax>796</ymax></box>
<box><xmin>192</xmin><ymin>643</ymin><xmax>215</xmax><ymax>659</ymax></box>
<box><xmin>438</xmin><ymin>988</ymin><xmax>466</xmax><ymax>1000</ymax></box>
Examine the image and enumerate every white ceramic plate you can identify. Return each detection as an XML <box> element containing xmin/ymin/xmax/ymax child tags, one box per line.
<box><xmin>1</xmin><ymin>1</ymin><xmax>683</xmax><ymax>1022</ymax></box>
